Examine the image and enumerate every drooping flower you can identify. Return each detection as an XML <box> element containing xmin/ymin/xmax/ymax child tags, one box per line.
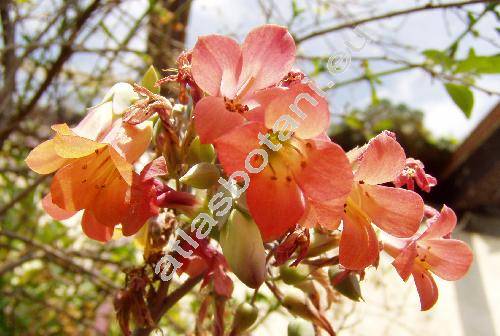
<box><xmin>214</xmin><ymin>81</ymin><xmax>353</xmax><ymax>242</ymax></box>
<box><xmin>178</xmin><ymin>235</ymin><xmax>234</xmax><ymax>298</ymax></box>
<box><xmin>394</xmin><ymin>158</ymin><xmax>437</xmax><ymax>192</ymax></box>
<box><xmin>191</xmin><ymin>24</ymin><xmax>296</xmax><ymax>144</ymax></box>
<box><xmin>384</xmin><ymin>205</ymin><xmax>473</xmax><ymax>310</ymax></box>
<box><xmin>26</xmin><ymin>83</ymin><xmax>157</xmax><ymax>242</ymax></box>
<box><xmin>331</xmin><ymin>131</ymin><xmax>425</xmax><ymax>270</ymax></box>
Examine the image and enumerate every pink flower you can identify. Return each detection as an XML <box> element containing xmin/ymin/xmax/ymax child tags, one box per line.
<box><xmin>394</xmin><ymin>158</ymin><xmax>437</xmax><ymax>192</ymax></box>
<box><xmin>214</xmin><ymin>82</ymin><xmax>353</xmax><ymax>242</ymax></box>
<box><xmin>333</xmin><ymin>132</ymin><xmax>425</xmax><ymax>270</ymax></box>
<box><xmin>385</xmin><ymin>205</ymin><xmax>473</xmax><ymax>310</ymax></box>
<box><xmin>191</xmin><ymin>24</ymin><xmax>296</xmax><ymax>144</ymax></box>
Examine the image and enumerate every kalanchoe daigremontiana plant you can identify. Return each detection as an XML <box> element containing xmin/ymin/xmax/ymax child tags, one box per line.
<box><xmin>26</xmin><ymin>24</ymin><xmax>473</xmax><ymax>335</ymax></box>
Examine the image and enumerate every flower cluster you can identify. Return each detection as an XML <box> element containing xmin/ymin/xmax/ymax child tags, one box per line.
<box><xmin>27</xmin><ymin>24</ymin><xmax>472</xmax><ymax>330</ymax></box>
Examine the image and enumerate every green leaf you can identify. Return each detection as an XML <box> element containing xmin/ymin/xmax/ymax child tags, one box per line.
<box><xmin>344</xmin><ymin>115</ymin><xmax>363</xmax><ymax>130</ymax></box>
<box><xmin>311</xmin><ymin>57</ymin><xmax>326</xmax><ymax>76</ymax></box>
<box><xmin>292</xmin><ymin>0</ymin><xmax>305</xmax><ymax>18</ymax></box>
<box><xmin>423</xmin><ymin>49</ymin><xmax>453</xmax><ymax>69</ymax></box>
<box><xmin>142</xmin><ymin>65</ymin><xmax>160</xmax><ymax>93</ymax></box>
<box><xmin>455</xmin><ymin>49</ymin><xmax>500</xmax><ymax>74</ymax></box>
<box><xmin>444</xmin><ymin>83</ymin><xmax>474</xmax><ymax>118</ymax></box>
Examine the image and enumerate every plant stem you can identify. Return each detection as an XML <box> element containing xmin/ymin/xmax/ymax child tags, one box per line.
<box><xmin>132</xmin><ymin>273</ymin><xmax>204</xmax><ymax>336</ymax></box>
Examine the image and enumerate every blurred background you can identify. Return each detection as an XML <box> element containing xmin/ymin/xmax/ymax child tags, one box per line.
<box><xmin>0</xmin><ymin>0</ymin><xmax>499</xmax><ymax>335</ymax></box>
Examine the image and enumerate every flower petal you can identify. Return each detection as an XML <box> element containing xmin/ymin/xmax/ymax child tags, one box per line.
<box><xmin>244</xmin><ymin>86</ymin><xmax>285</xmax><ymax>123</ymax></box>
<box><xmin>421</xmin><ymin>205</ymin><xmax>457</xmax><ymax>240</ymax></box>
<box><xmin>194</xmin><ymin>96</ymin><xmax>246</xmax><ymax>144</ymax></box>
<box><xmin>418</xmin><ymin>239</ymin><xmax>473</xmax><ymax>281</ymax></box>
<box><xmin>214</xmin><ymin>122</ymin><xmax>265</xmax><ymax>176</ymax></box>
<box><xmin>50</xmin><ymin>149</ymin><xmax>112</xmax><ymax>211</ymax></box>
<box><xmin>109</xmin><ymin>147</ymin><xmax>134</xmax><ymax>185</ymax></box>
<box><xmin>191</xmin><ymin>35</ymin><xmax>242</xmax><ymax>97</ymax></box>
<box><xmin>90</xmin><ymin>175</ymin><xmax>129</xmax><ymax>227</ymax></box>
<box><xmin>121</xmin><ymin>175</ymin><xmax>158</xmax><ymax>236</ymax></box>
<box><xmin>247</xmin><ymin>164</ymin><xmax>305</xmax><ymax>242</ymax></box>
<box><xmin>354</xmin><ymin>131</ymin><xmax>406</xmax><ymax>185</ymax></box>
<box><xmin>293</xmin><ymin>139</ymin><xmax>352</xmax><ymax>202</ymax></box>
<box><xmin>301</xmin><ymin>197</ymin><xmax>343</xmax><ymax>230</ymax></box>
<box><xmin>42</xmin><ymin>193</ymin><xmax>77</xmax><ymax>221</ymax></box>
<box><xmin>82</xmin><ymin>210</ymin><xmax>114</xmax><ymax>242</ymax></box>
<box><xmin>264</xmin><ymin>83</ymin><xmax>330</xmax><ymax>139</ymax></box>
<box><xmin>360</xmin><ymin>184</ymin><xmax>423</xmax><ymax>238</ymax></box>
<box><xmin>25</xmin><ymin>139</ymin><xmax>68</xmax><ymax>174</ymax></box>
<box><xmin>392</xmin><ymin>241</ymin><xmax>418</xmax><ymax>281</ymax></box>
<box><xmin>140</xmin><ymin>156</ymin><xmax>168</xmax><ymax>181</ymax></box>
<box><xmin>73</xmin><ymin>101</ymin><xmax>114</xmax><ymax>141</ymax></box>
<box><xmin>412</xmin><ymin>264</ymin><xmax>438</xmax><ymax>311</ymax></box>
<box><xmin>105</xmin><ymin>120</ymin><xmax>152</xmax><ymax>163</ymax></box>
<box><xmin>240</xmin><ymin>24</ymin><xmax>295</xmax><ymax>93</ymax></box>
<box><xmin>52</xmin><ymin>133</ymin><xmax>106</xmax><ymax>159</ymax></box>
<box><xmin>339</xmin><ymin>210</ymin><xmax>379</xmax><ymax>270</ymax></box>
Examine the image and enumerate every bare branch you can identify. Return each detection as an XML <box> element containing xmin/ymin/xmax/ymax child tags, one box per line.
<box><xmin>296</xmin><ymin>0</ymin><xmax>494</xmax><ymax>43</ymax></box>
<box><xmin>0</xmin><ymin>0</ymin><xmax>102</xmax><ymax>148</ymax></box>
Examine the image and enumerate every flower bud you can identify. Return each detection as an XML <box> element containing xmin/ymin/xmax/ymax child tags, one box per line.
<box><xmin>187</xmin><ymin>136</ymin><xmax>216</xmax><ymax>163</ymax></box>
<box><xmin>231</xmin><ymin>303</ymin><xmax>258</xmax><ymax>334</ymax></box>
<box><xmin>287</xmin><ymin>319</ymin><xmax>314</xmax><ymax>336</ymax></box>
<box><xmin>328</xmin><ymin>266</ymin><xmax>363</xmax><ymax>302</ymax></box>
<box><xmin>306</xmin><ymin>231</ymin><xmax>339</xmax><ymax>258</ymax></box>
<box><xmin>102</xmin><ymin>82</ymin><xmax>139</xmax><ymax>115</ymax></box>
<box><xmin>282</xmin><ymin>292</ymin><xmax>314</xmax><ymax>321</ymax></box>
<box><xmin>180</xmin><ymin>162</ymin><xmax>220</xmax><ymax>189</ymax></box>
<box><xmin>141</xmin><ymin>65</ymin><xmax>160</xmax><ymax>94</ymax></box>
<box><xmin>279</xmin><ymin>264</ymin><xmax>310</xmax><ymax>285</ymax></box>
<box><xmin>220</xmin><ymin>209</ymin><xmax>266</xmax><ymax>289</ymax></box>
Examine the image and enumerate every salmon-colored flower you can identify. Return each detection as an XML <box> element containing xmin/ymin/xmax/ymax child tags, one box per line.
<box><xmin>394</xmin><ymin>158</ymin><xmax>437</xmax><ymax>192</ymax></box>
<box><xmin>214</xmin><ymin>82</ymin><xmax>353</xmax><ymax>242</ymax></box>
<box><xmin>385</xmin><ymin>205</ymin><xmax>473</xmax><ymax>310</ymax></box>
<box><xmin>26</xmin><ymin>83</ymin><xmax>156</xmax><ymax>242</ymax></box>
<box><xmin>191</xmin><ymin>24</ymin><xmax>296</xmax><ymax>144</ymax></box>
<box><xmin>329</xmin><ymin>132</ymin><xmax>425</xmax><ymax>270</ymax></box>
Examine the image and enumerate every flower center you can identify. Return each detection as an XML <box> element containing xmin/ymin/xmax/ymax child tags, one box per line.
<box><xmin>224</xmin><ymin>97</ymin><xmax>249</xmax><ymax>114</ymax></box>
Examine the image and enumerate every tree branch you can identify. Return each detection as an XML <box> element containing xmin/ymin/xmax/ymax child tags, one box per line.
<box><xmin>0</xmin><ymin>228</ymin><xmax>118</xmax><ymax>292</ymax></box>
<box><xmin>296</xmin><ymin>0</ymin><xmax>494</xmax><ymax>43</ymax></box>
<box><xmin>0</xmin><ymin>175</ymin><xmax>48</xmax><ymax>217</ymax></box>
<box><xmin>132</xmin><ymin>273</ymin><xmax>204</xmax><ymax>336</ymax></box>
<box><xmin>0</xmin><ymin>0</ymin><xmax>101</xmax><ymax>148</ymax></box>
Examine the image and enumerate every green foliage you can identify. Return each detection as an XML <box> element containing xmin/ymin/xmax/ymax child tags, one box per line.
<box><xmin>422</xmin><ymin>45</ymin><xmax>499</xmax><ymax>118</ymax></box>
<box><xmin>330</xmin><ymin>99</ymin><xmax>455</xmax><ymax>176</ymax></box>
<box><xmin>423</xmin><ymin>49</ymin><xmax>453</xmax><ymax>69</ymax></box>
<box><xmin>0</xmin><ymin>137</ymin><xmax>138</xmax><ymax>335</ymax></box>
<box><xmin>291</xmin><ymin>0</ymin><xmax>305</xmax><ymax>18</ymax></box>
<box><xmin>455</xmin><ymin>49</ymin><xmax>500</xmax><ymax>74</ymax></box>
<box><xmin>444</xmin><ymin>83</ymin><xmax>474</xmax><ymax>118</ymax></box>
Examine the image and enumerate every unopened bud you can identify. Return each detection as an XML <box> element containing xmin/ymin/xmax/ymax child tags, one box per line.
<box><xmin>282</xmin><ymin>292</ymin><xmax>314</xmax><ymax>321</ymax></box>
<box><xmin>187</xmin><ymin>136</ymin><xmax>216</xmax><ymax>163</ymax></box>
<box><xmin>306</xmin><ymin>231</ymin><xmax>339</xmax><ymax>258</ymax></box>
<box><xmin>180</xmin><ymin>162</ymin><xmax>220</xmax><ymax>189</ymax></box>
<box><xmin>102</xmin><ymin>82</ymin><xmax>139</xmax><ymax>115</ymax></box>
<box><xmin>279</xmin><ymin>264</ymin><xmax>310</xmax><ymax>285</ymax></box>
<box><xmin>328</xmin><ymin>266</ymin><xmax>363</xmax><ymax>302</ymax></box>
<box><xmin>231</xmin><ymin>303</ymin><xmax>258</xmax><ymax>334</ymax></box>
<box><xmin>220</xmin><ymin>209</ymin><xmax>266</xmax><ymax>289</ymax></box>
<box><xmin>288</xmin><ymin>319</ymin><xmax>314</xmax><ymax>336</ymax></box>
